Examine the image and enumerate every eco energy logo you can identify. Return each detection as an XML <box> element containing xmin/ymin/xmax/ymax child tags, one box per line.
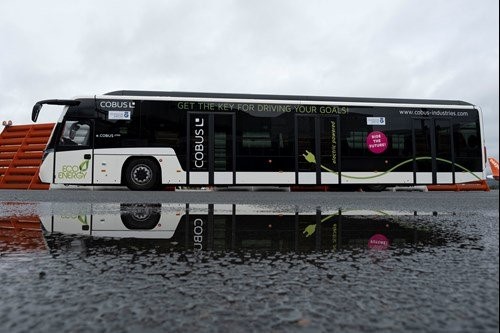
<box><xmin>58</xmin><ymin>160</ymin><xmax>89</xmax><ymax>180</ymax></box>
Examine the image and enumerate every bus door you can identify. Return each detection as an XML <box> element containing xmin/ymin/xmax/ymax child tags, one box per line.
<box><xmin>187</xmin><ymin>113</ymin><xmax>235</xmax><ymax>185</ymax></box>
<box><xmin>412</xmin><ymin>118</ymin><xmax>454</xmax><ymax>184</ymax></box>
<box><xmin>295</xmin><ymin>115</ymin><xmax>340</xmax><ymax>185</ymax></box>
<box><xmin>53</xmin><ymin>119</ymin><xmax>94</xmax><ymax>185</ymax></box>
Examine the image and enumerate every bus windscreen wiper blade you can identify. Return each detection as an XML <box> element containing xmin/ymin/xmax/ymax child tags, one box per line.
<box><xmin>32</xmin><ymin>99</ymin><xmax>80</xmax><ymax>122</ymax></box>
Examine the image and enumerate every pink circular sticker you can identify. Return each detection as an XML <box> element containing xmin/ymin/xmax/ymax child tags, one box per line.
<box><xmin>368</xmin><ymin>234</ymin><xmax>390</xmax><ymax>250</ymax></box>
<box><xmin>366</xmin><ymin>131</ymin><xmax>388</xmax><ymax>154</ymax></box>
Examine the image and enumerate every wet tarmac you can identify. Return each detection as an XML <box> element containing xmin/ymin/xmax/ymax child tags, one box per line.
<box><xmin>0</xmin><ymin>190</ymin><xmax>498</xmax><ymax>332</ymax></box>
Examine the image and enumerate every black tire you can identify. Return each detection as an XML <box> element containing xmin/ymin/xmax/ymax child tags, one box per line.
<box><xmin>362</xmin><ymin>184</ymin><xmax>387</xmax><ymax>192</ymax></box>
<box><xmin>124</xmin><ymin>158</ymin><xmax>160</xmax><ymax>190</ymax></box>
<box><xmin>120</xmin><ymin>203</ymin><xmax>161</xmax><ymax>229</ymax></box>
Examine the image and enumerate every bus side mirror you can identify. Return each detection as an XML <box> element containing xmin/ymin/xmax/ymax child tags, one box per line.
<box><xmin>32</xmin><ymin>103</ymin><xmax>42</xmax><ymax>122</ymax></box>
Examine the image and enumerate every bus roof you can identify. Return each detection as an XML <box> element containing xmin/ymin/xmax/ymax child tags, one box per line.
<box><xmin>104</xmin><ymin>90</ymin><xmax>474</xmax><ymax>106</ymax></box>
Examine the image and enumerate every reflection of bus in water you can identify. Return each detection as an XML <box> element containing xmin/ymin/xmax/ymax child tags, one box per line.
<box><xmin>32</xmin><ymin>91</ymin><xmax>486</xmax><ymax>191</ymax></box>
<box><xmin>40</xmin><ymin>204</ymin><xmax>447</xmax><ymax>253</ymax></box>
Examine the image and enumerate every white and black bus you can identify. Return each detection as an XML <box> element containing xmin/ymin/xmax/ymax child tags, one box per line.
<box><xmin>32</xmin><ymin>90</ymin><xmax>486</xmax><ymax>191</ymax></box>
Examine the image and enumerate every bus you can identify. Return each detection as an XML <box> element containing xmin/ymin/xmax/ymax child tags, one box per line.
<box><xmin>31</xmin><ymin>90</ymin><xmax>487</xmax><ymax>191</ymax></box>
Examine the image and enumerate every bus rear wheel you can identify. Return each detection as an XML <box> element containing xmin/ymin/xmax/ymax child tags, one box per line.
<box><xmin>125</xmin><ymin>158</ymin><xmax>160</xmax><ymax>191</ymax></box>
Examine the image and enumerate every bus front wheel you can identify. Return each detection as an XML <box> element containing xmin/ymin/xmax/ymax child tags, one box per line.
<box><xmin>124</xmin><ymin>158</ymin><xmax>160</xmax><ymax>191</ymax></box>
<box><xmin>120</xmin><ymin>203</ymin><xmax>161</xmax><ymax>229</ymax></box>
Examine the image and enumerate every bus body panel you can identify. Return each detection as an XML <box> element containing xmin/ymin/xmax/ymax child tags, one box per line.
<box><xmin>189</xmin><ymin>172</ymin><xmax>208</xmax><ymax>185</ymax></box>
<box><xmin>161</xmin><ymin>155</ymin><xmax>186</xmax><ymax>184</ymax></box>
<box><xmin>39</xmin><ymin>152</ymin><xmax>54</xmax><ymax>184</ymax></box>
<box><xmin>92</xmin><ymin>148</ymin><xmax>185</xmax><ymax>185</ymax></box>
<box><xmin>455</xmin><ymin>172</ymin><xmax>484</xmax><ymax>184</ymax></box>
<box><xmin>338</xmin><ymin>172</ymin><xmax>414</xmax><ymax>185</ymax></box>
<box><xmin>93</xmin><ymin>152</ymin><xmax>125</xmax><ymax>184</ymax></box>
<box><xmin>214</xmin><ymin>172</ymin><xmax>233</xmax><ymax>184</ymax></box>
<box><xmin>298</xmin><ymin>173</ymin><xmax>316</xmax><ymax>184</ymax></box>
<box><xmin>235</xmin><ymin>172</ymin><xmax>295</xmax><ymax>184</ymax></box>
<box><xmin>53</xmin><ymin>149</ymin><xmax>93</xmax><ymax>184</ymax></box>
<box><xmin>321</xmin><ymin>173</ymin><xmax>340</xmax><ymax>185</ymax></box>
<box><xmin>416</xmin><ymin>172</ymin><xmax>433</xmax><ymax>184</ymax></box>
<box><xmin>437</xmin><ymin>172</ymin><xmax>453</xmax><ymax>184</ymax></box>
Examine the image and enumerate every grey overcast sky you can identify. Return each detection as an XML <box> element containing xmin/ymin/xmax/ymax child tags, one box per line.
<box><xmin>1</xmin><ymin>0</ymin><xmax>498</xmax><ymax>160</ymax></box>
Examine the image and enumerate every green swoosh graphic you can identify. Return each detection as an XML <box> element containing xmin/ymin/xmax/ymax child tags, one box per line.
<box><xmin>302</xmin><ymin>151</ymin><xmax>480</xmax><ymax>180</ymax></box>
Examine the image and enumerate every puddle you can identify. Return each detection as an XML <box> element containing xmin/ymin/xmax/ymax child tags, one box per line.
<box><xmin>1</xmin><ymin>200</ymin><xmax>496</xmax><ymax>333</ymax></box>
<box><xmin>2</xmin><ymin>202</ymin><xmax>456</xmax><ymax>254</ymax></box>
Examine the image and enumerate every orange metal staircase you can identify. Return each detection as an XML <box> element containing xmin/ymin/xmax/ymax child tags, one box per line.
<box><xmin>0</xmin><ymin>123</ymin><xmax>55</xmax><ymax>189</ymax></box>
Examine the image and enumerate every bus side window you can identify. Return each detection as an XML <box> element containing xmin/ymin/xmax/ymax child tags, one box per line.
<box><xmin>453</xmin><ymin>121</ymin><xmax>481</xmax><ymax>171</ymax></box>
<box><xmin>78</xmin><ymin>124</ymin><xmax>91</xmax><ymax>145</ymax></box>
<box><xmin>59</xmin><ymin>121</ymin><xmax>90</xmax><ymax>146</ymax></box>
<box><xmin>454</xmin><ymin>132</ymin><xmax>466</xmax><ymax>150</ymax></box>
<box><xmin>467</xmin><ymin>135</ymin><xmax>478</xmax><ymax>149</ymax></box>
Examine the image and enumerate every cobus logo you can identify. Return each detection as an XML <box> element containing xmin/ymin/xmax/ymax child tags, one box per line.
<box><xmin>99</xmin><ymin>101</ymin><xmax>135</xmax><ymax>109</ymax></box>
<box><xmin>193</xmin><ymin>117</ymin><xmax>206</xmax><ymax>169</ymax></box>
